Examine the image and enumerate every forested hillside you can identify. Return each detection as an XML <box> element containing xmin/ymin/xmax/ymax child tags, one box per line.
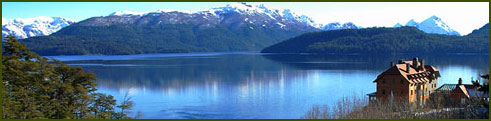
<box><xmin>21</xmin><ymin>23</ymin><xmax>306</xmax><ymax>55</ymax></box>
<box><xmin>262</xmin><ymin>24</ymin><xmax>489</xmax><ymax>54</ymax></box>
<box><xmin>18</xmin><ymin>3</ymin><xmax>320</xmax><ymax>56</ymax></box>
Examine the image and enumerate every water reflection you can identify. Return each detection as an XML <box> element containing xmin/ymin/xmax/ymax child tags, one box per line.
<box><xmin>53</xmin><ymin>53</ymin><xmax>488</xmax><ymax>119</ymax></box>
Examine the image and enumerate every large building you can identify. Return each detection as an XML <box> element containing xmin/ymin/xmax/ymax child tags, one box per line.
<box><xmin>368</xmin><ymin>57</ymin><xmax>441</xmax><ymax>104</ymax></box>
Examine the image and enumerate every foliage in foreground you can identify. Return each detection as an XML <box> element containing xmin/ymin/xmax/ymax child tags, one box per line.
<box><xmin>1</xmin><ymin>35</ymin><xmax>135</xmax><ymax>119</ymax></box>
<box><xmin>303</xmin><ymin>90</ymin><xmax>489</xmax><ymax>119</ymax></box>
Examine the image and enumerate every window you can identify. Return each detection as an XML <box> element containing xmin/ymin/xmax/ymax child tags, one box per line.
<box><xmin>411</xmin><ymin>90</ymin><xmax>413</xmax><ymax>95</ymax></box>
<box><xmin>382</xmin><ymin>90</ymin><xmax>386</xmax><ymax>95</ymax></box>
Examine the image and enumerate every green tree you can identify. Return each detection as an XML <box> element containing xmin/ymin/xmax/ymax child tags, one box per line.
<box><xmin>1</xmin><ymin>35</ymin><xmax>133</xmax><ymax>119</ymax></box>
<box><xmin>89</xmin><ymin>93</ymin><xmax>116</xmax><ymax>119</ymax></box>
<box><xmin>2</xmin><ymin>35</ymin><xmax>47</xmax><ymax>118</ymax></box>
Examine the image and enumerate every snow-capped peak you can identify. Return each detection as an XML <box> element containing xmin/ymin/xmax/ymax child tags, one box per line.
<box><xmin>394</xmin><ymin>15</ymin><xmax>460</xmax><ymax>36</ymax></box>
<box><xmin>428</xmin><ymin>15</ymin><xmax>440</xmax><ymax>20</ymax></box>
<box><xmin>405</xmin><ymin>19</ymin><xmax>418</xmax><ymax>27</ymax></box>
<box><xmin>319</xmin><ymin>22</ymin><xmax>359</xmax><ymax>30</ymax></box>
<box><xmin>109</xmin><ymin>10</ymin><xmax>148</xmax><ymax>17</ymax></box>
<box><xmin>393</xmin><ymin>23</ymin><xmax>403</xmax><ymax>28</ymax></box>
<box><xmin>8</xmin><ymin>16</ymin><xmax>75</xmax><ymax>26</ymax></box>
<box><xmin>106</xmin><ymin>2</ymin><xmax>320</xmax><ymax>29</ymax></box>
<box><xmin>418</xmin><ymin>15</ymin><xmax>460</xmax><ymax>36</ymax></box>
<box><xmin>226</xmin><ymin>2</ymin><xmax>255</xmax><ymax>11</ymax></box>
<box><xmin>207</xmin><ymin>2</ymin><xmax>266</xmax><ymax>16</ymax></box>
<box><xmin>216</xmin><ymin>3</ymin><xmax>319</xmax><ymax>27</ymax></box>
<box><xmin>2</xmin><ymin>16</ymin><xmax>76</xmax><ymax>40</ymax></box>
<box><xmin>157</xmin><ymin>9</ymin><xmax>198</xmax><ymax>14</ymax></box>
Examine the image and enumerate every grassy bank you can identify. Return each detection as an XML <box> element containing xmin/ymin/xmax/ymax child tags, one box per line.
<box><xmin>303</xmin><ymin>93</ymin><xmax>489</xmax><ymax>119</ymax></box>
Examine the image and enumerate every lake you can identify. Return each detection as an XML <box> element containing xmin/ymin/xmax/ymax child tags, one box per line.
<box><xmin>47</xmin><ymin>52</ymin><xmax>489</xmax><ymax>119</ymax></box>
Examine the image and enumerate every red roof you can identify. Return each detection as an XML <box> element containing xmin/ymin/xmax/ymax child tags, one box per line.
<box><xmin>374</xmin><ymin>60</ymin><xmax>440</xmax><ymax>84</ymax></box>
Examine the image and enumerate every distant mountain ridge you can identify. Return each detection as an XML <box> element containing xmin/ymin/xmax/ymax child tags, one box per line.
<box><xmin>262</xmin><ymin>23</ymin><xmax>489</xmax><ymax>54</ymax></box>
<box><xmin>11</xmin><ymin>3</ymin><xmax>483</xmax><ymax>56</ymax></box>
<box><xmin>19</xmin><ymin>3</ymin><xmax>324</xmax><ymax>55</ymax></box>
<box><xmin>4</xmin><ymin>3</ymin><xmax>359</xmax><ymax>41</ymax></box>
<box><xmin>394</xmin><ymin>16</ymin><xmax>461</xmax><ymax>36</ymax></box>
<box><xmin>319</xmin><ymin>22</ymin><xmax>359</xmax><ymax>30</ymax></box>
<box><xmin>100</xmin><ymin>3</ymin><xmax>358</xmax><ymax>31</ymax></box>
<box><xmin>2</xmin><ymin>16</ymin><xmax>75</xmax><ymax>40</ymax></box>
<box><xmin>19</xmin><ymin>3</ymin><xmax>366</xmax><ymax>55</ymax></box>
<box><xmin>3</xmin><ymin>9</ymin><xmax>468</xmax><ymax>42</ymax></box>
<box><xmin>95</xmin><ymin>3</ymin><xmax>319</xmax><ymax>31</ymax></box>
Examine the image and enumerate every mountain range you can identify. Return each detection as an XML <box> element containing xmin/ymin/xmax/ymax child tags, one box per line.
<box><xmin>2</xmin><ymin>16</ymin><xmax>75</xmax><ymax>40</ymax></box>
<box><xmin>103</xmin><ymin>3</ymin><xmax>361</xmax><ymax>31</ymax></box>
<box><xmin>19</xmin><ymin>3</ymin><xmax>325</xmax><ymax>55</ymax></box>
<box><xmin>2</xmin><ymin>3</ymin><xmax>362</xmax><ymax>39</ymax></box>
<box><xmin>2</xmin><ymin>3</ymin><xmax>364</xmax><ymax>42</ymax></box>
<box><xmin>3</xmin><ymin>3</ymin><xmax>467</xmax><ymax>41</ymax></box>
<box><xmin>393</xmin><ymin>16</ymin><xmax>461</xmax><ymax>36</ymax></box>
<box><xmin>319</xmin><ymin>22</ymin><xmax>360</xmax><ymax>30</ymax></box>
<box><xmin>3</xmin><ymin>3</ymin><xmax>484</xmax><ymax>56</ymax></box>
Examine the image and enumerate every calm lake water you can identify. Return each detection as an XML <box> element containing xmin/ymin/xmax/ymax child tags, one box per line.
<box><xmin>48</xmin><ymin>52</ymin><xmax>489</xmax><ymax>119</ymax></box>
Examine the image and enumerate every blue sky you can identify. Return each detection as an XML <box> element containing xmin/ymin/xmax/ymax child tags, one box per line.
<box><xmin>2</xmin><ymin>2</ymin><xmax>489</xmax><ymax>35</ymax></box>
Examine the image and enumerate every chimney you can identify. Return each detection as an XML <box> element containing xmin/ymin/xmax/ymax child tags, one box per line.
<box><xmin>473</xmin><ymin>79</ymin><xmax>481</xmax><ymax>86</ymax></box>
<box><xmin>458</xmin><ymin>78</ymin><xmax>463</xmax><ymax>85</ymax></box>
<box><xmin>412</xmin><ymin>57</ymin><xmax>419</xmax><ymax>69</ymax></box>
<box><xmin>406</xmin><ymin>63</ymin><xmax>410</xmax><ymax>72</ymax></box>
<box><xmin>390</xmin><ymin>62</ymin><xmax>395</xmax><ymax>67</ymax></box>
<box><xmin>420</xmin><ymin>59</ymin><xmax>425</xmax><ymax>71</ymax></box>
